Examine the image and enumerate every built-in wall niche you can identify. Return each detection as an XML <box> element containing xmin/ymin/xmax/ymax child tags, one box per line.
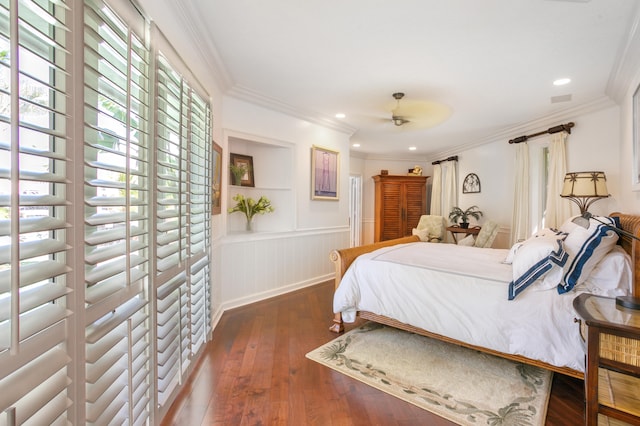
<box><xmin>226</xmin><ymin>133</ymin><xmax>295</xmax><ymax>234</ymax></box>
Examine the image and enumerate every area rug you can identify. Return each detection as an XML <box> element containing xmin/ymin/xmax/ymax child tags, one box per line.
<box><xmin>306</xmin><ymin>322</ymin><xmax>552</xmax><ymax>426</ymax></box>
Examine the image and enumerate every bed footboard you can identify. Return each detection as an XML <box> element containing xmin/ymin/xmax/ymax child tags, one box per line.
<box><xmin>328</xmin><ymin>235</ymin><xmax>420</xmax><ymax>332</ymax></box>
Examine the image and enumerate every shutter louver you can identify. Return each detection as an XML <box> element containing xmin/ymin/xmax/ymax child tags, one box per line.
<box><xmin>0</xmin><ymin>0</ymin><xmax>72</xmax><ymax>423</ymax></box>
<box><xmin>2</xmin><ymin>1</ymin><xmax>213</xmax><ymax>421</ymax></box>
<box><xmin>154</xmin><ymin>54</ymin><xmax>212</xmax><ymax>411</ymax></box>
<box><xmin>83</xmin><ymin>0</ymin><xmax>150</xmax><ymax>424</ymax></box>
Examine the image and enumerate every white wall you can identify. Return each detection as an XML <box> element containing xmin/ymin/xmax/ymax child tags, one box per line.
<box><xmin>353</xmin><ymin>103</ymin><xmax>626</xmax><ymax>248</ymax></box>
<box><xmin>212</xmin><ymin>97</ymin><xmax>351</xmax><ymax>311</ymax></box>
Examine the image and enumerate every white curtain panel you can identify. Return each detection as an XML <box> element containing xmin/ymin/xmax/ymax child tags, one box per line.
<box><xmin>430</xmin><ymin>163</ymin><xmax>443</xmax><ymax>215</ymax></box>
<box><xmin>443</xmin><ymin>160</ymin><xmax>458</xmax><ymax>222</ymax></box>
<box><xmin>511</xmin><ymin>143</ymin><xmax>530</xmax><ymax>245</ymax></box>
<box><xmin>442</xmin><ymin>161</ymin><xmax>458</xmax><ymax>243</ymax></box>
<box><xmin>544</xmin><ymin>131</ymin><xmax>571</xmax><ymax>228</ymax></box>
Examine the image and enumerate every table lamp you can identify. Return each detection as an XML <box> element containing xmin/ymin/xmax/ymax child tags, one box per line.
<box><xmin>560</xmin><ymin>171</ymin><xmax>610</xmax><ymax>214</ymax></box>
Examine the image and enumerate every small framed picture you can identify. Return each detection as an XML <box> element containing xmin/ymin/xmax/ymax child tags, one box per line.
<box><xmin>211</xmin><ymin>141</ymin><xmax>222</xmax><ymax>214</ymax></box>
<box><xmin>311</xmin><ymin>146</ymin><xmax>339</xmax><ymax>200</ymax></box>
<box><xmin>230</xmin><ymin>153</ymin><xmax>255</xmax><ymax>187</ymax></box>
<box><xmin>462</xmin><ymin>173</ymin><xmax>481</xmax><ymax>194</ymax></box>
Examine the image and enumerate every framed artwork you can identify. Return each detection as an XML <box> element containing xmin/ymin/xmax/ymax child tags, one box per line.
<box><xmin>462</xmin><ymin>173</ymin><xmax>481</xmax><ymax>194</ymax></box>
<box><xmin>633</xmin><ymin>82</ymin><xmax>640</xmax><ymax>191</ymax></box>
<box><xmin>211</xmin><ymin>141</ymin><xmax>222</xmax><ymax>214</ymax></box>
<box><xmin>230</xmin><ymin>153</ymin><xmax>255</xmax><ymax>187</ymax></box>
<box><xmin>311</xmin><ymin>146</ymin><xmax>339</xmax><ymax>200</ymax></box>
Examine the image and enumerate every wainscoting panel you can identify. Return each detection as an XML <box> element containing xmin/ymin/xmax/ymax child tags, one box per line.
<box><xmin>214</xmin><ymin>228</ymin><xmax>350</xmax><ymax>311</ymax></box>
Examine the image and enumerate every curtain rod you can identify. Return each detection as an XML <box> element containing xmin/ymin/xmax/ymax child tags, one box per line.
<box><xmin>432</xmin><ymin>155</ymin><xmax>458</xmax><ymax>165</ymax></box>
<box><xmin>508</xmin><ymin>122</ymin><xmax>575</xmax><ymax>144</ymax></box>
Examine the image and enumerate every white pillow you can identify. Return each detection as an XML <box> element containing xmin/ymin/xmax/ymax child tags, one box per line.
<box><xmin>457</xmin><ymin>234</ymin><xmax>475</xmax><ymax>246</ymax></box>
<box><xmin>503</xmin><ymin>242</ymin><xmax>523</xmax><ymax>264</ymax></box>
<box><xmin>579</xmin><ymin>246</ymin><xmax>632</xmax><ymax>297</ymax></box>
<box><xmin>508</xmin><ymin>229</ymin><xmax>567</xmax><ymax>300</ymax></box>
<box><xmin>558</xmin><ymin>216</ymin><xmax>619</xmax><ymax>294</ymax></box>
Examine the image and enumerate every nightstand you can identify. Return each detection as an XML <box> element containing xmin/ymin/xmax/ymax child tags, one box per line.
<box><xmin>446</xmin><ymin>225</ymin><xmax>481</xmax><ymax>244</ymax></box>
<box><xmin>573</xmin><ymin>293</ymin><xmax>640</xmax><ymax>425</ymax></box>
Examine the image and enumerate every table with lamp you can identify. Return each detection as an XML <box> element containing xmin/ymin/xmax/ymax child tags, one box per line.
<box><xmin>560</xmin><ymin>171</ymin><xmax>640</xmax><ymax>425</ymax></box>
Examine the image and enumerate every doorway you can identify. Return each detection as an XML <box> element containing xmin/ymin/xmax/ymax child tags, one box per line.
<box><xmin>349</xmin><ymin>174</ymin><xmax>362</xmax><ymax>247</ymax></box>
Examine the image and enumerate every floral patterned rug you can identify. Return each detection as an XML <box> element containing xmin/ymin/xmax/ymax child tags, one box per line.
<box><xmin>306</xmin><ymin>322</ymin><xmax>552</xmax><ymax>426</ymax></box>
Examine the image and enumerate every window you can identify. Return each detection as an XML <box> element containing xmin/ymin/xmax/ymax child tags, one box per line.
<box><xmin>0</xmin><ymin>0</ymin><xmax>212</xmax><ymax>423</ymax></box>
<box><xmin>154</xmin><ymin>53</ymin><xmax>211</xmax><ymax>411</ymax></box>
<box><xmin>83</xmin><ymin>1</ymin><xmax>151</xmax><ymax>423</ymax></box>
<box><xmin>0</xmin><ymin>0</ymin><xmax>73</xmax><ymax>423</ymax></box>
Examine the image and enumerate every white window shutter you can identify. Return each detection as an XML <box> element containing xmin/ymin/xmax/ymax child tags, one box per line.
<box><xmin>0</xmin><ymin>0</ymin><xmax>73</xmax><ymax>424</ymax></box>
<box><xmin>83</xmin><ymin>0</ymin><xmax>151</xmax><ymax>424</ymax></box>
<box><xmin>1</xmin><ymin>1</ymin><xmax>212</xmax><ymax>423</ymax></box>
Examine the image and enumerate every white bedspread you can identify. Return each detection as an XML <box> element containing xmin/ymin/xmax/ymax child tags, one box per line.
<box><xmin>333</xmin><ymin>242</ymin><xmax>587</xmax><ymax>373</ymax></box>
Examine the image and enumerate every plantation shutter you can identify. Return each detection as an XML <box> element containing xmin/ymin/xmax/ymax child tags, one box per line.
<box><xmin>154</xmin><ymin>52</ymin><xmax>211</xmax><ymax>410</ymax></box>
<box><xmin>188</xmin><ymin>91</ymin><xmax>211</xmax><ymax>354</ymax></box>
<box><xmin>0</xmin><ymin>0</ymin><xmax>73</xmax><ymax>424</ymax></box>
<box><xmin>83</xmin><ymin>0</ymin><xmax>151</xmax><ymax>424</ymax></box>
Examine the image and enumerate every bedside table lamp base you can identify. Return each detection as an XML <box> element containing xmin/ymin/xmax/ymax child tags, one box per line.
<box><xmin>616</xmin><ymin>296</ymin><xmax>640</xmax><ymax>310</ymax></box>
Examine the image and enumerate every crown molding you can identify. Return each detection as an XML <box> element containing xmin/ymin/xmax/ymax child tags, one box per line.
<box><xmin>227</xmin><ymin>85</ymin><xmax>358</xmax><ymax>135</ymax></box>
<box><xmin>166</xmin><ymin>0</ymin><xmax>234</xmax><ymax>91</ymax></box>
<box><xmin>606</xmin><ymin>2</ymin><xmax>640</xmax><ymax>102</ymax></box>
<box><xmin>424</xmin><ymin>96</ymin><xmax>617</xmax><ymax>162</ymax></box>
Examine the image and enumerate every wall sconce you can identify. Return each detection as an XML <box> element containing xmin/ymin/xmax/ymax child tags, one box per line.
<box><xmin>560</xmin><ymin>171</ymin><xmax>610</xmax><ymax>214</ymax></box>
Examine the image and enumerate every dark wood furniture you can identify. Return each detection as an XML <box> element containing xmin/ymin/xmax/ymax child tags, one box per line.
<box><xmin>372</xmin><ymin>174</ymin><xmax>428</xmax><ymax>242</ymax></box>
<box><xmin>446</xmin><ymin>225</ymin><xmax>481</xmax><ymax>243</ymax></box>
<box><xmin>329</xmin><ymin>212</ymin><xmax>640</xmax><ymax>381</ymax></box>
<box><xmin>573</xmin><ymin>293</ymin><xmax>640</xmax><ymax>425</ymax></box>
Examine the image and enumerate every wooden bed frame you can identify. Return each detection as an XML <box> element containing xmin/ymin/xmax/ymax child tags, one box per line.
<box><xmin>328</xmin><ymin>212</ymin><xmax>640</xmax><ymax>379</ymax></box>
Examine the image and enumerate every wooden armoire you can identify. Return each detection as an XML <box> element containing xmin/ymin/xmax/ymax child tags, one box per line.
<box><xmin>373</xmin><ymin>174</ymin><xmax>429</xmax><ymax>242</ymax></box>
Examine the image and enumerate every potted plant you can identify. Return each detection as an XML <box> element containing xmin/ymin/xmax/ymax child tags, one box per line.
<box><xmin>448</xmin><ymin>205</ymin><xmax>483</xmax><ymax>228</ymax></box>
<box><xmin>228</xmin><ymin>193</ymin><xmax>275</xmax><ymax>231</ymax></box>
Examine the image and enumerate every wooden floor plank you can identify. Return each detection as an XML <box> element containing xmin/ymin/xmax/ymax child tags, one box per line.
<box><xmin>161</xmin><ymin>280</ymin><xmax>585</xmax><ymax>425</ymax></box>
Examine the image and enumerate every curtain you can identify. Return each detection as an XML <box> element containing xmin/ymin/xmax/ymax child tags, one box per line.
<box><xmin>442</xmin><ymin>160</ymin><xmax>458</xmax><ymax>221</ymax></box>
<box><xmin>544</xmin><ymin>131</ymin><xmax>571</xmax><ymax>228</ymax></box>
<box><xmin>430</xmin><ymin>163</ymin><xmax>443</xmax><ymax>215</ymax></box>
<box><xmin>511</xmin><ymin>143</ymin><xmax>530</xmax><ymax>244</ymax></box>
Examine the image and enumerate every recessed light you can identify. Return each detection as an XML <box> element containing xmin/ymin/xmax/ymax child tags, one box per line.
<box><xmin>335</xmin><ymin>113</ymin><xmax>346</xmax><ymax>119</ymax></box>
<box><xmin>409</xmin><ymin>146</ymin><xmax>417</xmax><ymax>151</ymax></box>
<box><xmin>352</xmin><ymin>143</ymin><xmax>360</xmax><ymax>148</ymax></box>
<box><xmin>553</xmin><ymin>78</ymin><xmax>571</xmax><ymax>86</ymax></box>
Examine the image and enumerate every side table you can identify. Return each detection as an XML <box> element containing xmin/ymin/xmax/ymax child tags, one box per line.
<box><xmin>446</xmin><ymin>225</ymin><xmax>481</xmax><ymax>244</ymax></box>
<box><xmin>573</xmin><ymin>293</ymin><xmax>640</xmax><ymax>425</ymax></box>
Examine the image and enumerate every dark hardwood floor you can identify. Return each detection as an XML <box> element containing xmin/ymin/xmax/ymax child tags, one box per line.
<box><xmin>161</xmin><ymin>280</ymin><xmax>585</xmax><ymax>425</ymax></box>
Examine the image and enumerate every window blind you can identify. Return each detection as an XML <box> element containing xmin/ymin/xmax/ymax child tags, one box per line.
<box><xmin>154</xmin><ymin>53</ymin><xmax>211</xmax><ymax>410</ymax></box>
<box><xmin>83</xmin><ymin>0</ymin><xmax>151</xmax><ymax>424</ymax></box>
<box><xmin>0</xmin><ymin>0</ymin><xmax>72</xmax><ymax>424</ymax></box>
<box><xmin>0</xmin><ymin>0</ymin><xmax>212</xmax><ymax>422</ymax></box>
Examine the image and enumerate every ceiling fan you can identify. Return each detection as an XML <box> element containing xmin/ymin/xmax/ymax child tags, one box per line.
<box><xmin>391</xmin><ymin>92</ymin><xmax>410</xmax><ymax>126</ymax></box>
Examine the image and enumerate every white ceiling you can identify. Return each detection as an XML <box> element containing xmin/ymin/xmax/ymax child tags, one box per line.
<box><xmin>143</xmin><ymin>0</ymin><xmax>640</xmax><ymax>159</ymax></box>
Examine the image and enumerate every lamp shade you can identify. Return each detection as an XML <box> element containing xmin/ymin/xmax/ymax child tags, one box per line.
<box><xmin>560</xmin><ymin>171</ymin><xmax>610</xmax><ymax>213</ymax></box>
<box><xmin>561</xmin><ymin>171</ymin><xmax>609</xmax><ymax>197</ymax></box>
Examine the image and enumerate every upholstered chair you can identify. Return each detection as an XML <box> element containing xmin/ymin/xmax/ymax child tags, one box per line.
<box><xmin>412</xmin><ymin>215</ymin><xmax>447</xmax><ymax>243</ymax></box>
<box><xmin>473</xmin><ymin>220</ymin><xmax>499</xmax><ymax>248</ymax></box>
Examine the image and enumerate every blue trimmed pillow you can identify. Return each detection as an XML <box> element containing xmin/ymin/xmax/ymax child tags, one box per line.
<box><xmin>508</xmin><ymin>229</ymin><xmax>568</xmax><ymax>300</ymax></box>
<box><xmin>558</xmin><ymin>216</ymin><xmax>619</xmax><ymax>294</ymax></box>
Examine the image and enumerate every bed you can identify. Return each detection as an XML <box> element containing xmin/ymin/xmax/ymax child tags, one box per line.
<box><xmin>329</xmin><ymin>212</ymin><xmax>640</xmax><ymax>379</ymax></box>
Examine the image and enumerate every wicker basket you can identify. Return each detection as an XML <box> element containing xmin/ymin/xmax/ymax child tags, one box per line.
<box><xmin>599</xmin><ymin>333</ymin><xmax>640</xmax><ymax>367</ymax></box>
